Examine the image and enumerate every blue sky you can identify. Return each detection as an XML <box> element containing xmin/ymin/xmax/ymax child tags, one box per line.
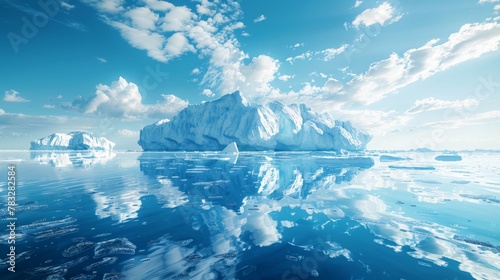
<box><xmin>1</xmin><ymin>0</ymin><xmax>500</xmax><ymax>150</ymax></box>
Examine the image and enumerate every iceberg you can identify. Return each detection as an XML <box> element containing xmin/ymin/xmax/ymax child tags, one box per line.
<box><xmin>139</xmin><ymin>91</ymin><xmax>371</xmax><ymax>151</ymax></box>
<box><xmin>30</xmin><ymin>131</ymin><xmax>115</xmax><ymax>151</ymax></box>
<box><xmin>435</xmin><ymin>154</ymin><xmax>462</xmax><ymax>161</ymax></box>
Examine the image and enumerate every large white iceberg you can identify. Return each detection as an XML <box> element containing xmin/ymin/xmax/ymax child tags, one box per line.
<box><xmin>30</xmin><ymin>131</ymin><xmax>115</xmax><ymax>151</ymax></box>
<box><xmin>138</xmin><ymin>91</ymin><xmax>371</xmax><ymax>151</ymax></box>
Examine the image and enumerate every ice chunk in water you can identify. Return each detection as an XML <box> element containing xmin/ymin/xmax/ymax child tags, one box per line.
<box><xmin>45</xmin><ymin>274</ymin><xmax>66</xmax><ymax>280</ymax></box>
<box><xmin>70</xmin><ymin>274</ymin><xmax>96</xmax><ymax>280</ymax></box>
<box><xmin>34</xmin><ymin>225</ymin><xmax>79</xmax><ymax>242</ymax></box>
<box><xmin>435</xmin><ymin>154</ymin><xmax>462</xmax><ymax>161</ymax></box>
<box><xmin>214</xmin><ymin>253</ymin><xmax>237</xmax><ymax>259</ymax></box>
<box><xmin>380</xmin><ymin>155</ymin><xmax>412</xmax><ymax>162</ymax></box>
<box><xmin>388</xmin><ymin>165</ymin><xmax>435</xmax><ymax>170</ymax></box>
<box><xmin>20</xmin><ymin>217</ymin><xmax>77</xmax><ymax>234</ymax></box>
<box><xmin>222</xmin><ymin>142</ymin><xmax>239</xmax><ymax>154</ymax></box>
<box><xmin>102</xmin><ymin>273</ymin><xmax>126</xmax><ymax>280</ymax></box>
<box><xmin>62</xmin><ymin>241</ymin><xmax>95</xmax><ymax>257</ymax></box>
<box><xmin>83</xmin><ymin>257</ymin><xmax>117</xmax><ymax>271</ymax></box>
<box><xmin>94</xmin><ymin>238</ymin><xmax>136</xmax><ymax>259</ymax></box>
<box><xmin>174</xmin><ymin>239</ymin><xmax>193</xmax><ymax>246</ymax></box>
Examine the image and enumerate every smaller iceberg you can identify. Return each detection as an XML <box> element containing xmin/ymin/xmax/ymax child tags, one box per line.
<box><xmin>221</xmin><ymin>142</ymin><xmax>239</xmax><ymax>154</ymax></box>
<box><xmin>380</xmin><ymin>155</ymin><xmax>412</xmax><ymax>162</ymax></box>
<box><xmin>30</xmin><ymin>131</ymin><xmax>115</xmax><ymax>151</ymax></box>
<box><xmin>435</xmin><ymin>154</ymin><xmax>462</xmax><ymax>161</ymax></box>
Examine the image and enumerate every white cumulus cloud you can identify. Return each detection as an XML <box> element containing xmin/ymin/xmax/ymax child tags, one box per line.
<box><xmin>67</xmin><ymin>77</ymin><xmax>188</xmax><ymax>119</ymax></box>
<box><xmin>201</xmin><ymin>89</ymin><xmax>215</xmax><ymax>97</ymax></box>
<box><xmin>352</xmin><ymin>2</ymin><xmax>402</xmax><ymax>28</ymax></box>
<box><xmin>83</xmin><ymin>0</ymin><xmax>280</xmax><ymax>98</ymax></box>
<box><xmin>4</xmin><ymin>90</ymin><xmax>30</xmax><ymax>102</ymax></box>
<box><xmin>278</xmin><ymin>75</ymin><xmax>294</xmax><ymax>82</ymax></box>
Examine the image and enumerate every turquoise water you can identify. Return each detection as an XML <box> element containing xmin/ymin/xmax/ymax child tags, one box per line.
<box><xmin>0</xmin><ymin>151</ymin><xmax>499</xmax><ymax>279</ymax></box>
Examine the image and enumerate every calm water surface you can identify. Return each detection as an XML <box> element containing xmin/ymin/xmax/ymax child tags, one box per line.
<box><xmin>0</xmin><ymin>151</ymin><xmax>499</xmax><ymax>280</ymax></box>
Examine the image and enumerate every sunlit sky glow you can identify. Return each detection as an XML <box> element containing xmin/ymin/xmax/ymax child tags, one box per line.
<box><xmin>1</xmin><ymin>0</ymin><xmax>500</xmax><ymax>150</ymax></box>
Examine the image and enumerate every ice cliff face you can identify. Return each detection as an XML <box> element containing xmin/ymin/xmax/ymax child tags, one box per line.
<box><xmin>138</xmin><ymin>91</ymin><xmax>371</xmax><ymax>151</ymax></box>
<box><xmin>30</xmin><ymin>131</ymin><xmax>115</xmax><ymax>150</ymax></box>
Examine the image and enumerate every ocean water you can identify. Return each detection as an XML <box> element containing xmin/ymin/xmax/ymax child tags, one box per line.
<box><xmin>0</xmin><ymin>151</ymin><xmax>499</xmax><ymax>280</ymax></box>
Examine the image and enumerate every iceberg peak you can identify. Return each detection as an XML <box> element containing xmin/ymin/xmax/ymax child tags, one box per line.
<box><xmin>220</xmin><ymin>91</ymin><xmax>249</xmax><ymax>107</ymax></box>
<box><xmin>139</xmin><ymin>92</ymin><xmax>371</xmax><ymax>151</ymax></box>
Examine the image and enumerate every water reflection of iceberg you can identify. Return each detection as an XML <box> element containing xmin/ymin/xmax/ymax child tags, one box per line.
<box><xmin>138</xmin><ymin>152</ymin><xmax>374</xmax><ymax>209</ymax></box>
<box><xmin>30</xmin><ymin>151</ymin><xmax>116</xmax><ymax>168</ymax></box>
<box><xmin>131</xmin><ymin>152</ymin><xmax>375</xmax><ymax>278</ymax></box>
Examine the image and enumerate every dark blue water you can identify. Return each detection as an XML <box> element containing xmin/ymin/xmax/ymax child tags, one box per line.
<box><xmin>0</xmin><ymin>151</ymin><xmax>499</xmax><ymax>279</ymax></box>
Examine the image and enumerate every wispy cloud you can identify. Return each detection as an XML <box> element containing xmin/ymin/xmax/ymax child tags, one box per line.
<box><xmin>478</xmin><ymin>0</ymin><xmax>500</xmax><ymax>3</ymax></box>
<box><xmin>117</xmin><ymin>129</ymin><xmax>139</xmax><ymax>136</ymax></box>
<box><xmin>406</xmin><ymin>97</ymin><xmax>479</xmax><ymax>114</ymax></box>
<box><xmin>60</xmin><ymin>1</ymin><xmax>75</xmax><ymax>10</ymax></box>
<box><xmin>4</xmin><ymin>90</ymin><xmax>30</xmax><ymax>102</ymax></box>
<box><xmin>253</xmin><ymin>15</ymin><xmax>266</xmax><ymax>23</ymax></box>
<box><xmin>81</xmin><ymin>0</ymin><xmax>124</xmax><ymax>13</ymax></box>
<box><xmin>96</xmin><ymin>57</ymin><xmax>107</xmax><ymax>63</ymax></box>
<box><xmin>320</xmin><ymin>45</ymin><xmax>349</xmax><ymax>61</ymax></box>
<box><xmin>354</xmin><ymin>0</ymin><xmax>363</xmax><ymax>8</ymax></box>
<box><xmin>352</xmin><ymin>2</ymin><xmax>402</xmax><ymax>28</ymax></box>
<box><xmin>286</xmin><ymin>51</ymin><xmax>313</xmax><ymax>64</ymax></box>
<box><xmin>341</xmin><ymin>21</ymin><xmax>500</xmax><ymax>104</ymax></box>
<box><xmin>288</xmin><ymin>43</ymin><xmax>304</xmax><ymax>49</ymax></box>
<box><xmin>420</xmin><ymin>110</ymin><xmax>500</xmax><ymax>129</ymax></box>
<box><xmin>286</xmin><ymin>44</ymin><xmax>348</xmax><ymax>64</ymax></box>
<box><xmin>2</xmin><ymin>0</ymin><xmax>86</xmax><ymax>31</ymax></box>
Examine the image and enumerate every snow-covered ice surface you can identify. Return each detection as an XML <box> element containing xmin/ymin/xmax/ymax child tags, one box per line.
<box><xmin>0</xmin><ymin>150</ymin><xmax>499</xmax><ymax>279</ymax></box>
<box><xmin>139</xmin><ymin>91</ymin><xmax>371</xmax><ymax>151</ymax></box>
<box><xmin>30</xmin><ymin>131</ymin><xmax>115</xmax><ymax>151</ymax></box>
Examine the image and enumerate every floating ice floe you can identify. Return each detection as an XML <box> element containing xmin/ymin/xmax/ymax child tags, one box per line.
<box><xmin>69</xmin><ymin>274</ymin><xmax>96</xmax><ymax>280</ymax></box>
<box><xmin>83</xmin><ymin>257</ymin><xmax>118</xmax><ymax>271</ymax></box>
<box><xmin>94</xmin><ymin>238</ymin><xmax>137</xmax><ymax>259</ymax></box>
<box><xmin>20</xmin><ymin>217</ymin><xmax>77</xmax><ymax>234</ymax></box>
<box><xmin>102</xmin><ymin>273</ymin><xmax>126</xmax><ymax>280</ymax></box>
<box><xmin>379</xmin><ymin>155</ymin><xmax>412</xmax><ymax>162</ymax></box>
<box><xmin>435</xmin><ymin>154</ymin><xmax>462</xmax><ymax>161</ymax></box>
<box><xmin>26</xmin><ymin>256</ymin><xmax>88</xmax><ymax>276</ymax></box>
<box><xmin>221</xmin><ymin>142</ymin><xmax>239</xmax><ymax>154</ymax></box>
<box><xmin>62</xmin><ymin>241</ymin><xmax>95</xmax><ymax>258</ymax></box>
<box><xmin>388</xmin><ymin>165</ymin><xmax>435</xmax><ymax>170</ymax></box>
<box><xmin>45</xmin><ymin>274</ymin><xmax>66</xmax><ymax>280</ymax></box>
